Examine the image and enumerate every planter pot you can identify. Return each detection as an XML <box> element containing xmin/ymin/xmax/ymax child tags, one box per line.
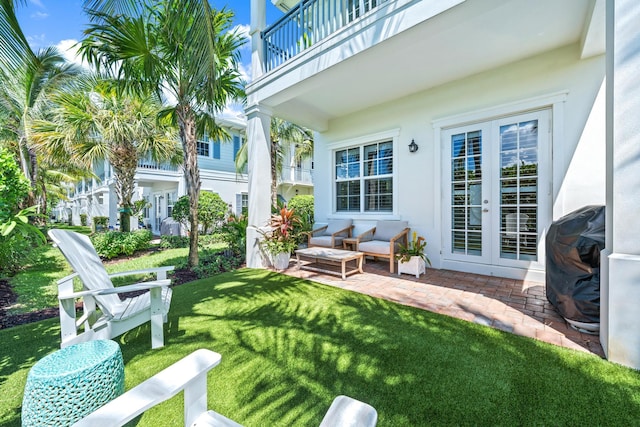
<box><xmin>398</xmin><ymin>256</ymin><xmax>426</xmax><ymax>278</ymax></box>
<box><xmin>271</xmin><ymin>252</ymin><xmax>291</xmax><ymax>271</ymax></box>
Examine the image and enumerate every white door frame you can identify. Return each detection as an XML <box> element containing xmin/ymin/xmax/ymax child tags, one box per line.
<box><xmin>433</xmin><ymin>92</ymin><xmax>566</xmax><ymax>280</ymax></box>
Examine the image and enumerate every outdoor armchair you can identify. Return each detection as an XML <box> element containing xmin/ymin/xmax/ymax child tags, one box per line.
<box><xmin>354</xmin><ymin>220</ymin><xmax>409</xmax><ymax>273</ymax></box>
<box><xmin>48</xmin><ymin>229</ymin><xmax>174</xmax><ymax>349</ymax></box>
<box><xmin>72</xmin><ymin>349</ymin><xmax>378</xmax><ymax>427</ymax></box>
<box><xmin>305</xmin><ymin>219</ymin><xmax>354</xmax><ymax>248</ymax></box>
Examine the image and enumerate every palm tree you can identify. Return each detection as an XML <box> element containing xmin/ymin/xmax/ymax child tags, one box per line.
<box><xmin>0</xmin><ymin>1</ymin><xmax>82</xmax><ymax>217</ymax></box>
<box><xmin>80</xmin><ymin>0</ymin><xmax>245</xmax><ymax>266</ymax></box>
<box><xmin>0</xmin><ymin>0</ymin><xmax>33</xmax><ymax>76</ymax></box>
<box><xmin>32</xmin><ymin>77</ymin><xmax>180</xmax><ymax>231</ymax></box>
<box><xmin>235</xmin><ymin>117</ymin><xmax>313</xmax><ymax>208</ymax></box>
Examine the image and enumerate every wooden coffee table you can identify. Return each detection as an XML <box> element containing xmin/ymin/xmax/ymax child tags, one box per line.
<box><xmin>295</xmin><ymin>247</ymin><xmax>364</xmax><ymax>280</ymax></box>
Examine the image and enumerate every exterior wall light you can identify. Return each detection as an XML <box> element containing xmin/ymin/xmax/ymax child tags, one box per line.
<box><xmin>408</xmin><ymin>139</ymin><xmax>419</xmax><ymax>153</ymax></box>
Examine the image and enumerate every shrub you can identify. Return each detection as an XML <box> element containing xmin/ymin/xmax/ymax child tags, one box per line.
<box><xmin>172</xmin><ymin>191</ymin><xmax>228</xmax><ymax>234</ymax></box>
<box><xmin>93</xmin><ymin>216</ymin><xmax>109</xmax><ymax>232</ymax></box>
<box><xmin>0</xmin><ymin>147</ymin><xmax>29</xmax><ymax>219</ymax></box>
<box><xmin>0</xmin><ymin>208</ymin><xmax>46</xmax><ymax>276</ymax></box>
<box><xmin>220</xmin><ymin>213</ymin><xmax>247</xmax><ymax>256</ymax></box>
<box><xmin>287</xmin><ymin>195</ymin><xmax>314</xmax><ymax>224</ymax></box>
<box><xmin>91</xmin><ymin>229</ymin><xmax>153</xmax><ymax>259</ymax></box>
<box><xmin>159</xmin><ymin>235</ymin><xmax>189</xmax><ymax>249</ymax></box>
<box><xmin>79</xmin><ymin>213</ymin><xmax>87</xmax><ymax>226</ymax></box>
<box><xmin>0</xmin><ymin>232</ymin><xmax>40</xmax><ymax>276</ymax></box>
<box><xmin>198</xmin><ymin>233</ymin><xmax>224</xmax><ymax>248</ymax></box>
<box><xmin>287</xmin><ymin>195</ymin><xmax>314</xmax><ymax>242</ymax></box>
<box><xmin>0</xmin><ymin>147</ymin><xmax>45</xmax><ymax>274</ymax></box>
<box><xmin>176</xmin><ymin>248</ymin><xmax>244</xmax><ymax>279</ymax></box>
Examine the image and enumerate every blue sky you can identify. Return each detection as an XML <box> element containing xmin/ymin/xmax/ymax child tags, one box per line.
<box><xmin>15</xmin><ymin>1</ymin><xmax>282</xmax><ymax>89</ymax></box>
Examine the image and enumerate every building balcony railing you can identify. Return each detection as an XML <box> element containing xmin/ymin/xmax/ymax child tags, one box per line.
<box><xmin>137</xmin><ymin>160</ymin><xmax>179</xmax><ymax>172</ymax></box>
<box><xmin>263</xmin><ymin>0</ymin><xmax>389</xmax><ymax>72</ymax></box>
<box><xmin>279</xmin><ymin>166</ymin><xmax>313</xmax><ymax>185</ymax></box>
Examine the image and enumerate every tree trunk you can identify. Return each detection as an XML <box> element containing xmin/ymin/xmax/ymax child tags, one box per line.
<box><xmin>110</xmin><ymin>142</ymin><xmax>138</xmax><ymax>232</ymax></box>
<box><xmin>176</xmin><ymin>105</ymin><xmax>200</xmax><ymax>267</ymax></box>
<box><xmin>17</xmin><ymin>135</ymin><xmax>36</xmax><ymax>210</ymax></box>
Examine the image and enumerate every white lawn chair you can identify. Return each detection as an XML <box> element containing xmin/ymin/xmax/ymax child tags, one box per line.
<box><xmin>72</xmin><ymin>349</ymin><xmax>378</xmax><ymax>427</ymax></box>
<box><xmin>48</xmin><ymin>229</ymin><xmax>174</xmax><ymax>349</ymax></box>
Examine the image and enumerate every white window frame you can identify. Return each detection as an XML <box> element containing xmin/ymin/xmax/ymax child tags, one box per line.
<box><xmin>166</xmin><ymin>192</ymin><xmax>177</xmax><ymax>218</ymax></box>
<box><xmin>197</xmin><ymin>140</ymin><xmax>210</xmax><ymax>157</ymax></box>
<box><xmin>328</xmin><ymin>129</ymin><xmax>400</xmax><ymax>216</ymax></box>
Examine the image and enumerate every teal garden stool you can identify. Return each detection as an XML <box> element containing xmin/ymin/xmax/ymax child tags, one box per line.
<box><xmin>21</xmin><ymin>340</ymin><xmax>124</xmax><ymax>427</ymax></box>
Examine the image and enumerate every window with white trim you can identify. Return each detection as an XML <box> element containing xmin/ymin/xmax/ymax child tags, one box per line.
<box><xmin>197</xmin><ymin>140</ymin><xmax>210</xmax><ymax>157</ymax></box>
<box><xmin>167</xmin><ymin>192</ymin><xmax>176</xmax><ymax>218</ymax></box>
<box><xmin>335</xmin><ymin>140</ymin><xmax>393</xmax><ymax>212</ymax></box>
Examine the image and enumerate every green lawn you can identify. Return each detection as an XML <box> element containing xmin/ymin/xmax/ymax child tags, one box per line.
<box><xmin>6</xmin><ymin>244</ymin><xmax>189</xmax><ymax>315</ymax></box>
<box><xmin>1</xmin><ymin>269</ymin><xmax>639</xmax><ymax>426</ymax></box>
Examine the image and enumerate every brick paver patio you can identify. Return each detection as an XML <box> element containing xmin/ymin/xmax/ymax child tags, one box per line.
<box><xmin>283</xmin><ymin>258</ymin><xmax>604</xmax><ymax>357</ymax></box>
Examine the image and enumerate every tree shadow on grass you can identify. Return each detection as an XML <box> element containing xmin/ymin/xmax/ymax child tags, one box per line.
<box><xmin>128</xmin><ymin>269</ymin><xmax>640</xmax><ymax>426</ymax></box>
<box><xmin>2</xmin><ymin>269</ymin><xmax>640</xmax><ymax>426</ymax></box>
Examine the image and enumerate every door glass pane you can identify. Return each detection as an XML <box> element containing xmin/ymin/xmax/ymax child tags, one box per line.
<box><xmin>499</xmin><ymin>120</ymin><xmax>538</xmax><ymax>261</ymax></box>
<box><xmin>450</xmin><ymin>130</ymin><xmax>482</xmax><ymax>256</ymax></box>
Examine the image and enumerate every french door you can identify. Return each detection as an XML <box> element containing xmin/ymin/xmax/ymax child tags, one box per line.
<box><xmin>442</xmin><ymin>110</ymin><xmax>550</xmax><ymax>270</ymax></box>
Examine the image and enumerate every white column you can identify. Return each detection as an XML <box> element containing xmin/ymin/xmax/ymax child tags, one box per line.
<box><xmin>177</xmin><ymin>174</ymin><xmax>186</xmax><ymax>197</ymax></box>
<box><xmin>245</xmin><ymin>104</ymin><xmax>273</xmax><ymax>268</ymax></box>
<box><xmin>601</xmin><ymin>0</ymin><xmax>640</xmax><ymax>369</ymax></box>
<box><xmin>250</xmin><ymin>0</ymin><xmax>266</xmax><ymax>80</ymax></box>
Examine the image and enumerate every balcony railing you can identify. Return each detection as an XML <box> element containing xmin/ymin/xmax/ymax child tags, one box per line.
<box><xmin>279</xmin><ymin>166</ymin><xmax>313</xmax><ymax>185</ymax></box>
<box><xmin>137</xmin><ymin>160</ymin><xmax>179</xmax><ymax>172</ymax></box>
<box><xmin>263</xmin><ymin>0</ymin><xmax>389</xmax><ymax>72</ymax></box>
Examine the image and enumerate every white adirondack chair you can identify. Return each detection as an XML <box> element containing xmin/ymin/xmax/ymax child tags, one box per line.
<box><xmin>48</xmin><ymin>229</ymin><xmax>174</xmax><ymax>349</ymax></box>
<box><xmin>72</xmin><ymin>349</ymin><xmax>378</xmax><ymax>427</ymax></box>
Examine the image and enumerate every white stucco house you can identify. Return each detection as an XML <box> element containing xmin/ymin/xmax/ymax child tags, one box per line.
<box><xmin>56</xmin><ymin>116</ymin><xmax>313</xmax><ymax>233</ymax></box>
<box><xmin>245</xmin><ymin>0</ymin><xmax>640</xmax><ymax>369</ymax></box>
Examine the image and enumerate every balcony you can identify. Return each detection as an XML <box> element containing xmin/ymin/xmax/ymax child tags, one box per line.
<box><xmin>263</xmin><ymin>0</ymin><xmax>389</xmax><ymax>72</ymax></box>
<box><xmin>279</xmin><ymin>166</ymin><xmax>313</xmax><ymax>186</ymax></box>
<box><xmin>137</xmin><ymin>160</ymin><xmax>179</xmax><ymax>172</ymax></box>
<box><xmin>251</xmin><ymin>0</ymin><xmax>602</xmax><ymax>131</ymax></box>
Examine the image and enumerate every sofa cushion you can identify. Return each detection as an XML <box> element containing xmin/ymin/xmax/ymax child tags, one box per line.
<box><xmin>324</xmin><ymin>219</ymin><xmax>353</xmax><ymax>236</ymax></box>
<box><xmin>358</xmin><ymin>240</ymin><xmax>391</xmax><ymax>255</ymax></box>
<box><xmin>310</xmin><ymin>235</ymin><xmax>345</xmax><ymax>248</ymax></box>
<box><xmin>373</xmin><ymin>220</ymin><xmax>408</xmax><ymax>241</ymax></box>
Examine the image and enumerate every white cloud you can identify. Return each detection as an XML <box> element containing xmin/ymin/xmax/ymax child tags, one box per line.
<box><xmin>56</xmin><ymin>39</ymin><xmax>90</xmax><ymax>69</ymax></box>
<box><xmin>220</xmin><ymin>102</ymin><xmax>246</xmax><ymax>120</ymax></box>
<box><xmin>30</xmin><ymin>11</ymin><xmax>48</xmax><ymax>19</ymax></box>
<box><xmin>233</xmin><ymin>24</ymin><xmax>251</xmax><ymax>47</ymax></box>
<box><xmin>238</xmin><ymin>60</ymin><xmax>252</xmax><ymax>84</ymax></box>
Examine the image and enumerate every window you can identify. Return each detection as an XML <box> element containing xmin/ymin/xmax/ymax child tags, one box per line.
<box><xmin>236</xmin><ymin>193</ymin><xmax>248</xmax><ymax>216</ymax></box>
<box><xmin>142</xmin><ymin>196</ymin><xmax>150</xmax><ymax>219</ymax></box>
<box><xmin>213</xmin><ymin>141</ymin><xmax>221</xmax><ymax>159</ymax></box>
<box><xmin>197</xmin><ymin>140</ymin><xmax>210</xmax><ymax>157</ymax></box>
<box><xmin>335</xmin><ymin>140</ymin><xmax>393</xmax><ymax>212</ymax></box>
<box><xmin>167</xmin><ymin>192</ymin><xmax>176</xmax><ymax>218</ymax></box>
<box><xmin>241</xmin><ymin>193</ymin><xmax>248</xmax><ymax>215</ymax></box>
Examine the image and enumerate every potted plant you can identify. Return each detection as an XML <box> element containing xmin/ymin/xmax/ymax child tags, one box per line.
<box><xmin>261</xmin><ymin>207</ymin><xmax>300</xmax><ymax>270</ymax></box>
<box><xmin>396</xmin><ymin>231</ymin><xmax>431</xmax><ymax>278</ymax></box>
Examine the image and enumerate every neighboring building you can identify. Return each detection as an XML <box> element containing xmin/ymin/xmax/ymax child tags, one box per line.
<box><xmin>245</xmin><ymin>1</ymin><xmax>640</xmax><ymax>368</ymax></box>
<box><xmin>55</xmin><ymin>116</ymin><xmax>313</xmax><ymax>233</ymax></box>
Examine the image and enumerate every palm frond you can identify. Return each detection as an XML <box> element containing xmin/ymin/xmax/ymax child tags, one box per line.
<box><xmin>0</xmin><ymin>0</ymin><xmax>36</xmax><ymax>76</ymax></box>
